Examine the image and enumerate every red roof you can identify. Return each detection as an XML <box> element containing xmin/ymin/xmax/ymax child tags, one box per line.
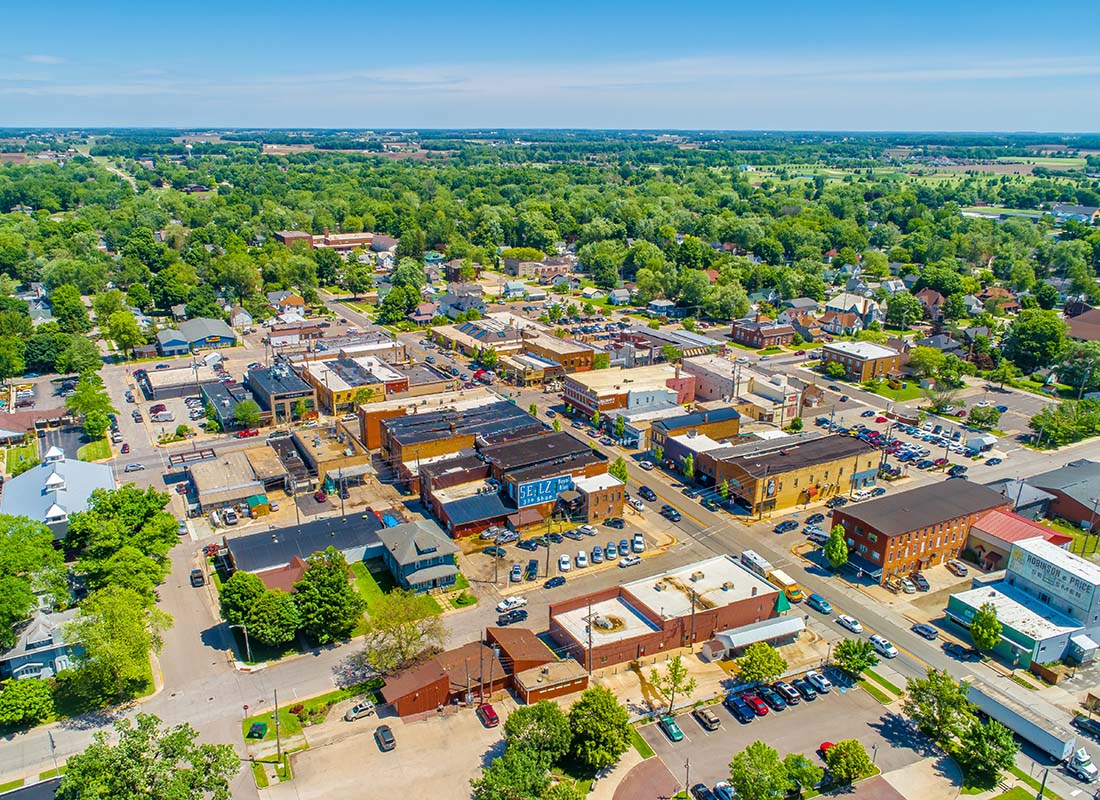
<box><xmin>972</xmin><ymin>509</ymin><xmax>1072</xmax><ymax>547</ymax></box>
<box><xmin>253</xmin><ymin>556</ymin><xmax>308</xmax><ymax>593</ymax></box>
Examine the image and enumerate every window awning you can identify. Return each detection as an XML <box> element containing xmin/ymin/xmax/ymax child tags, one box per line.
<box><xmin>715</xmin><ymin>616</ymin><xmax>806</xmax><ymax>651</ymax></box>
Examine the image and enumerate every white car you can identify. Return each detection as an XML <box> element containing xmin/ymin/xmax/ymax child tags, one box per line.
<box><xmin>639</xmin><ymin>461</ymin><xmax>655</xmax><ymax>471</ymax></box>
<box><xmin>575</xmin><ymin>551</ymin><xmax>589</xmax><ymax>569</ymax></box>
<box><xmin>805</xmin><ymin>670</ymin><xmax>832</xmax><ymax>694</ymax></box>
<box><xmin>578</xmin><ymin>524</ymin><xmax>597</xmax><ymax>536</ymax></box>
<box><xmin>870</xmin><ymin>634</ymin><xmax>898</xmax><ymax>658</ymax></box>
<box><xmin>619</xmin><ymin>555</ymin><xmax>641</xmax><ymax>568</ymax></box>
<box><xmin>558</xmin><ymin>554</ymin><xmax>572</xmax><ymax>572</ymax></box>
<box><xmin>628</xmin><ymin>498</ymin><xmax>645</xmax><ymax>512</ymax></box>
<box><xmin>837</xmin><ymin>614</ymin><xmax>864</xmax><ymax>634</ymax></box>
<box><xmin>495</xmin><ymin>596</ymin><xmax>528</xmax><ymax>613</ymax></box>
<box><xmin>632</xmin><ymin>533</ymin><xmax>646</xmax><ymax>553</ymax></box>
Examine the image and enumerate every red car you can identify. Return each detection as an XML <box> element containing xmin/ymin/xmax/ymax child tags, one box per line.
<box><xmin>314</xmin><ymin>490</ymin><xmax>328</xmax><ymax>503</ymax></box>
<box><xmin>475</xmin><ymin>703</ymin><xmax>499</xmax><ymax>728</ymax></box>
<box><xmin>875</xmin><ymin>416</ymin><xmax>887</xmax><ymax>423</ymax></box>
<box><xmin>236</xmin><ymin>428</ymin><xmax>259</xmax><ymax>438</ymax></box>
<box><xmin>149</xmin><ymin>404</ymin><xmax>167</xmax><ymax>414</ymax></box>
<box><xmin>742</xmin><ymin>693</ymin><xmax>769</xmax><ymax>716</ymax></box>
<box><xmin>934</xmin><ymin>457</ymin><xmax>948</xmax><ymax>466</ymax></box>
<box><xmin>175</xmin><ymin>483</ymin><xmax>188</xmax><ymax>495</ymax></box>
<box><xmin>819</xmin><ymin>742</ymin><xmax>835</xmax><ymax>757</ymax></box>
<box><xmin>120</xmin><ymin>443</ymin><xmax>130</xmax><ymax>454</ymax></box>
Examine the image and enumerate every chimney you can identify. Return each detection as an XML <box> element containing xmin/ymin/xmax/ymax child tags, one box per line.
<box><xmin>675</xmin><ymin>364</ymin><xmax>681</xmax><ymax>380</ymax></box>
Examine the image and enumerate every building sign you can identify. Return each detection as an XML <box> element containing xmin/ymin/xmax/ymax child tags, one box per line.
<box><xmin>204</xmin><ymin>336</ymin><xmax>222</xmax><ymax>343</ymax></box>
<box><xmin>517</xmin><ymin>475</ymin><xmax>574</xmax><ymax>508</ymax></box>
<box><xmin>1009</xmin><ymin>547</ymin><xmax>1096</xmax><ymax>607</ymax></box>
<box><xmin>766</xmin><ymin>477</ymin><xmax>777</xmax><ymax>498</ymax></box>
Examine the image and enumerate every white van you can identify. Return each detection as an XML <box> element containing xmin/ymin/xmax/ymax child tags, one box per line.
<box><xmin>851</xmin><ymin>489</ymin><xmax>873</xmax><ymax>502</ymax></box>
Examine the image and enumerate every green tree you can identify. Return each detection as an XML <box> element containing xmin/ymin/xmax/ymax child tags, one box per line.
<box><xmin>824</xmin><ymin>525</ymin><xmax>849</xmax><ymax>569</ymax></box>
<box><xmin>391</xmin><ymin>258</ymin><xmax>427</xmax><ymax>290</ymax></box>
<box><xmin>719</xmin><ymin>479</ymin><xmax>730</xmax><ymax>500</ymax></box>
<box><xmin>1059</xmin><ymin>341</ymin><xmax>1100</xmax><ymax>394</ymax></box>
<box><xmin>969</xmin><ymin>602</ymin><xmax>1002</xmax><ymax>652</ymax></box>
<box><xmin>294</xmin><ymin>547</ymin><xmax>367</xmax><ymax>645</ymax></box>
<box><xmin>0</xmin><ymin>335</ymin><xmax>26</xmax><ymax>381</ymax></box>
<box><xmin>0</xmin><ymin>516</ymin><xmax>66</xmax><ymax>649</ymax></box>
<box><xmin>660</xmin><ymin>344</ymin><xmax>682</xmax><ymax>364</ymax></box>
<box><xmin>824</xmin><ymin>739</ymin><xmax>875</xmax><ymax>784</ymax></box>
<box><xmin>1002</xmin><ymin>309</ymin><xmax>1068</xmax><ymax>373</ymax></box>
<box><xmin>51</xmin><ymin>284</ymin><xmax>91</xmax><ymax>333</ymax></box>
<box><xmin>955</xmin><ymin>720</ymin><xmax>1018</xmax><ymax>787</ymax></box>
<box><xmin>824</xmin><ymin>361</ymin><xmax>847</xmax><ymax>380</ymax></box>
<box><xmin>246</xmin><ymin>590</ymin><xmax>301</xmax><ymax>646</ymax></box>
<box><xmin>1034</xmin><ymin>282</ymin><xmax>1060</xmax><ymax>310</ymax></box>
<box><xmin>56</xmin><ymin>713</ymin><xmax>239</xmax><ymax>800</ymax></box>
<box><xmin>92</xmin><ymin>289</ymin><xmax>127</xmax><ymax>321</ymax></box>
<box><xmin>219</xmin><ymin>570</ymin><xmax>266</xmax><ymax>626</ymax></box>
<box><xmin>737</xmin><ymin>641</ymin><xmax>788</xmax><ymax>684</ymax></box>
<box><xmin>83</xmin><ymin>409</ymin><xmax>109</xmax><ymax>440</ymax></box>
<box><xmin>608</xmin><ymin>456</ymin><xmax>629</xmax><ymax>483</ymax></box>
<box><xmin>833</xmin><ymin>638</ymin><xmax>879</xmax><ymax>677</ymax></box>
<box><xmin>652</xmin><ymin>445</ymin><xmax>664</xmax><ymax>463</ymax></box>
<box><xmin>592</xmin><ymin>352</ymin><xmax>610</xmax><ymax>369</ymax></box>
<box><xmin>907</xmin><ymin>346</ymin><xmax>946</xmax><ymax>379</ymax></box>
<box><xmin>942</xmin><ymin>294</ymin><xmax>968</xmax><ymax>321</ymax></box>
<box><xmin>65</xmin><ymin>586</ymin><xmax>173</xmax><ymax>703</ymax></box>
<box><xmin>344</xmin><ymin>262</ymin><xmax>373</xmax><ymax>298</ymax></box>
<box><xmin>682</xmin><ymin>453</ymin><xmax>694</xmax><ymax>480</ymax></box>
<box><xmin>232</xmin><ymin>398</ymin><xmax>261</xmax><ymax>428</ymax></box>
<box><xmin>729</xmin><ymin>740</ymin><xmax>792</xmax><ymax>800</ymax></box>
<box><xmin>886</xmin><ymin>292</ymin><xmax>923</xmax><ymax>328</ymax></box>
<box><xmin>967</xmin><ymin>406</ymin><xmax>1001</xmax><ymax>429</ymax></box>
<box><xmin>126</xmin><ymin>282</ymin><xmax>153</xmax><ymax>311</ymax></box>
<box><xmin>56</xmin><ymin>336</ymin><xmax>103</xmax><ymax>374</ymax></box>
<box><xmin>105</xmin><ymin>310</ymin><xmax>144</xmax><ymax>359</ymax></box>
<box><xmin>529</xmin><ymin>403</ymin><xmax>538</xmax><ymax>416</ymax></box>
<box><xmin>614</xmin><ymin>415</ymin><xmax>626</xmax><ymax>440</ymax></box>
<box><xmin>784</xmin><ymin>753</ymin><xmax>824</xmax><ymax>797</ymax></box>
<box><xmin>503</xmin><ymin>701</ymin><xmax>573</xmax><ymax>763</ymax></box>
<box><xmin>649</xmin><ymin>655</ymin><xmax>697</xmax><ymax>713</ymax></box>
<box><xmin>480</xmin><ymin>347</ymin><xmax>499</xmax><ymax>369</ymax></box>
<box><xmin>360</xmin><ymin>588</ymin><xmax>442</xmax><ymax>672</ymax></box>
<box><xmin>787</xmin><ymin>416</ymin><xmax>803</xmax><ymax>432</ymax></box>
<box><xmin>84</xmin><ymin>544</ymin><xmax>167</xmax><ymax>605</ymax></box>
<box><xmin>469</xmin><ymin>745</ymin><xmax>551</xmax><ymax>800</ymax></box>
<box><xmin>567</xmin><ymin>686</ymin><xmax>631</xmax><ymax>771</ymax></box>
<box><xmin>552</xmin><ymin>419</ymin><xmax>561</xmax><ymax>432</ymax></box>
<box><xmin>65</xmin><ymin>374</ymin><xmax>117</xmax><ymax>420</ymax></box>
<box><xmin>591</xmin><ymin>411</ymin><xmax>601</xmax><ymax>428</ymax></box>
<box><xmin>541</xmin><ymin>784</ymin><xmax>585</xmax><ymax>800</ymax></box>
<box><xmin>903</xmin><ymin>668</ymin><xmax>975</xmax><ymax>742</ymax></box>
<box><xmin>987</xmin><ymin>359</ymin><xmax>1018</xmax><ymax>389</ymax></box>
<box><xmin>0</xmin><ymin>676</ymin><xmax>55</xmax><ymax>727</ymax></box>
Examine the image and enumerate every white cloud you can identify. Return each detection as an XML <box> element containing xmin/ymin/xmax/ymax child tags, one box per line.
<box><xmin>23</xmin><ymin>54</ymin><xmax>65</xmax><ymax>65</ymax></box>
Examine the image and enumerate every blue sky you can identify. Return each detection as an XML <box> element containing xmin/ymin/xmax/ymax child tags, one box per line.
<box><xmin>2</xmin><ymin>0</ymin><xmax>1099</xmax><ymax>130</ymax></box>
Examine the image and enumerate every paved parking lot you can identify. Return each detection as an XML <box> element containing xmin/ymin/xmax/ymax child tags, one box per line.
<box><xmin>39</xmin><ymin>426</ymin><xmax>85</xmax><ymax>459</ymax></box>
<box><xmin>638</xmin><ymin>675</ymin><xmax>925</xmax><ymax>792</ymax></box>
<box><xmin>263</xmin><ymin>700</ymin><xmax>509</xmax><ymax>800</ymax></box>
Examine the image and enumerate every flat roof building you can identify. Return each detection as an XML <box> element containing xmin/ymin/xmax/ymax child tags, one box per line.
<box><xmin>821</xmin><ymin>341</ymin><xmax>900</xmax><ymax>383</ymax></box>
<box><xmin>549</xmin><ymin>556</ymin><xmax>782</xmax><ymax>669</ymax></box>
<box><xmin>562</xmin><ymin>364</ymin><xmax>695</xmax><ymax>417</ymax></box>
<box><xmin>142</xmin><ymin>364</ymin><xmax>219</xmax><ymax>400</ymax></box>
<box><xmin>188</xmin><ymin>451</ymin><xmax>264</xmax><ymax>513</ymax></box>
<box><xmin>247</xmin><ymin>365</ymin><xmax>317</xmax><ymax>424</ymax></box>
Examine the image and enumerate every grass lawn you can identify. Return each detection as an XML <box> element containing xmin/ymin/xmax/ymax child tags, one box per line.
<box><xmin>38</xmin><ymin>766</ymin><xmax>66</xmax><ymax>780</ymax></box>
<box><xmin>240</xmin><ymin>680</ymin><xmax>387</xmax><ymax>744</ymax></box>
<box><xmin>863</xmin><ymin>382</ymin><xmax>925</xmax><ymax>403</ymax></box>
<box><xmin>0</xmin><ymin>779</ymin><xmax>24</xmax><ymax>793</ymax></box>
<box><xmin>1009</xmin><ymin>765</ymin><xmax>1062</xmax><ymax>800</ymax></box>
<box><xmin>990</xmin><ymin>788</ymin><xmax>1035</xmax><ymax>800</ymax></box>
<box><xmin>5</xmin><ymin>441</ymin><xmax>38</xmax><ymax>474</ymax></box>
<box><xmin>863</xmin><ymin>668</ymin><xmax>902</xmax><ymax>696</ymax></box>
<box><xmin>77</xmin><ymin>437</ymin><xmax>111</xmax><ymax>461</ymax></box>
<box><xmin>629</xmin><ymin>727</ymin><xmax>656</xmax><ymax>759</ymax></box>
<box><xmin>857</xmin><ymin>679</ymin><xmax>892</xmax><ymax>704</ymax></box>
<box><xmin>453</xmin><ymin>573</ymin><xmax>471</xmax><ymax>592</ymax></box>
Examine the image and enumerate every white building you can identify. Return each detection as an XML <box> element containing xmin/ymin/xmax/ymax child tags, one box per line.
<box><xmin>681</xmin><ymin>355</ymin><xmax>801</xmax><ymax>424</ymax></box>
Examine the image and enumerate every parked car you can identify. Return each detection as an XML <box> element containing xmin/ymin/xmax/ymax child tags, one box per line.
<box><xmin>837</xmin><ymin>614</ymin><xmax>863</xmax><ymax>634</ymax></box>
<box><xmin>946</xmin><ymin>560</ymin><xmax>969</xmax><ymax>577</ymax></box>
<box><xmin>476</xmin><ymin>703</ymin><xmax>500</xmax><ymax>728</ymax></box>
<box><xmin>544</xmin><ymin>576</ymin><xmax>566</xmax><ymax>589</ymax></box>
<box><xmin>639</xmin><ymin>460</ymin><xmax>655</xmax><ymax>470</ymax></box>
<box><xmin>690</xmin><ymin>784</ymin><xmax>717</xmax><ymax>800</ymax></box>
<box><xmin>713</xmin><ymin>782</ymin><xmax>736</xmax><ymax>800</ymax></box>
<box><xmin>374</xmin><ymin>725</ymin><xmax>396</xmax><ymax>752</ymax></box>
<box><xmin>483</xmin><ymin>546</ymin><xmax>506</xmax><ymax>559</ymax></box>
<box><xmin>123</xmin><ymin>463</ymin><xmax>145</xmax><ymax>473</ymax></box>
<box><xmin>741</xmin><ymin>693</ymin><xmax>769</xmax><ymax>716</ymax></box>
<box><xmin>806</xmin><ymin>670</ymin><xmax>833</xmax><ymax>694</ymax></box>
<box><xmin>120</xmin><ymin>443</ymin><xmax>130</xmax><ymax>454</ymax></box>
<box><xmin>693</xmin><ymin>707</ymin><xmax>721</xmax><ymax>731</ymax></box>
<box><xmin>619</xmin><ymin>555</ymin><xmax>641</xmax><ymax>568</ymax></box>
<box><xmin>658</xmin><ymin>713</ymin><xmax>684</xmax><ymax>742</ymax></box>
<box><xmin>497</xmin><ymin>608</ymin><xmax>528</xmax><ymax>626</ymax></box>
<box><xmin>638</xmin><ymin>486</ymin><xmax>657</xmax><ymax>502</ymax></box>
<box><xmin>724</xmin><ymin>694</ymin><xmax>756</xmax><ymax>723</ymax></box>
<box><xmin>986</xmin><ymin>457</ymin><xmax>1003</xmax><ymax>466</ymax></box>
<box><xmin>344</xmin><ymin>700</ymin><xmax>376</xmax><ymax>721</ymax></box>
<box><xmin>605</xmin><ymin>517</ymin><xmax>626</xmax><ymax>529</ymax></box>
<box><xmin>758</xmin><ymin>686</ymin><xmax>787</xmax><ymax>711</ymax></box>
<box><xmin>632</xmin><ymin>533</ymin><xmax>645</xmax><ymax>553</ymax></box>
<box><xmin>509</xmin><ymin>564</ymin><xmax>523</xmax><ymax>582</ymax></box>
<box><xmin>1072</xmin><ymin>716</ymin><xmax>1100</xmax><ymax>740</ymax></box>
<box><xmin>496</xmin><ymin>596</ymin><xmax>527</xmax><ymax>613</ymax></box>
<box><xmin>791</xmin><ymin>678</ymin><xmax>817</xmax><ymax>701</ymax></box>
<box><xmin>898</xmin><ymin>576</ymin><xmax>917</xmax><ymax>594</ymax></box>
<box><xmin>189</xmin><ymin>569</ymin><xmax>204</xmax><ymax>587</ymax></box>
<box><xmin>806</xmin><ymin>513</ymin><xmax>825</xmax><ymax>525</ymax></box>
<box><xmin>870</xmin><ymin>634</ymin><xmax>899</xmax><ymax>658</ymax></box>
<box><xmin>313</xmin><ymin>490</ymin><xmax>328</xmax><ymax>502</ymax></box>
<box><xmin>912</xmin><ymin>623</ymin><xmax>939</xmax><ymax>640</ymax></box>
<box><xmin>772</xmin><ymin>681</ymin><xmax>800</xmax><ymax>705</ymax></box>
<box><xmin>575</xmin><ymin>551</ymin><xmax>589</xmax><ymax>569</ymax></box>
<box><xmin>911</xmin><ymin>572</ymin><xmax>931</xmax><ymax>591</ymax></box>
<box><xmin>627</xmin><ymin>498</ymin><xmax>645</xmax><ymax>512</ymax></box>
<box><xmin>578</xmin><ymin>524</ymin><xmax>597</xmax><ymax>536</ymax></box>
<box><xmin>236</xmin><ymin>428</ymin><xmax>259</xmax><ymax>438</ymax></box>
<box><xmin>773</xmin><ymin>520</ymin><xmax>799</xmax><ymax>534</ymax></box>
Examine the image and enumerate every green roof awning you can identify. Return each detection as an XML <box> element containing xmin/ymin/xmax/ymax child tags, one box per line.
<box><xmin>246</xmin><ymin>494</ymin><xmax>269</xmax><ymax>509</ymax></box>
<box><xmin>775</xmin><ymin>593</ymin><xmax>791</xmax><ymax>614</ymax></box>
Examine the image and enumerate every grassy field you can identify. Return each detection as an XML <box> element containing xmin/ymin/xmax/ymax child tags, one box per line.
<box><xmin>990</xmin><ymin>788</ymin><xmax>1034</xmax><ymax>800</ymax></box>
<box><xmin>960</xmin><ymin>206</ymin><xmax>1042</xmax><ymax>217</ymax></box>
<box><xmin>863</xmin><ymin>382</ymin><xmax>925</xmax><ymax>403</ymax></box>
<box><xmin>1008</xmin><ymin>765</ymin><xmax>1062</xmax><ymax>800</ymax></box>
<box><xmin>857</xmin><ymin>678</ymin><xmax>892</xmax><ymax>704</ymax></box>
<box><xmin>77</xmin><ymin>437</ymin><xmax>111</xmax><ymax>461</ymax></box>
<box><xmin>5</xmin><ymin>441</ymin><xmax>38</xmax><ymax>474</ymax></box>
<box><xmin>863</xmin><ymin>668</ymin><xmax>902</xmax><ymax>696</ymax></box>
<box><xmin>629</xmin><ymin>727</ymin><xmax>656</xmax><ymax>759</ymax></box>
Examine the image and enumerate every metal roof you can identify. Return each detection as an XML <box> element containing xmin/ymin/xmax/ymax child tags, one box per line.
<box><xmin>837</xmin><ymin>480</ymin><xmax>1007</xmax><ymax>538</ymax></box>
<box><xmin>228</xmin><ymin>513</ymin><xmax>384</xmax><ymax>573</ymax></box>
<box><xmin>440</xmin><ymin>492</ymin><xmax>516</xmax><ymax>526</ymax></box>
<box><xmin>179</xmin><ymin>317</ymin><xmax>236</xmax><ymax>343</ymax></box>
<box><xmin>0</xmin><ymin>459</ymin><xmax>114</xmax><ymax>532</ymax></box>
<box><xmin>383</xmin><ymin>401</ymin><xmax>544</xmax><ymax>446</ymax></box>
<box><xmin>481</xmin><ymin>431</ymin><xmax>591</xmax><ymax>470</ymax></box>
<box><xmin>1028</xmin><ymin>460</ymin><xmax>1100</xmax><ymax>507</ymax></box>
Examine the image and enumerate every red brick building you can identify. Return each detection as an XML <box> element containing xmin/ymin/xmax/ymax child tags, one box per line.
<box><xmin>830</xmin><ymin>481</ymin><xmax>1010</xmax><ymax>583</ymax></box>
<box><xmin>729</xmin><ymin>317</ymin><xmax>795</xmax><ymax>348</ymax></box>
<box><xmin>548</xmin><ymin>556</ymin><xmax>780</xmax><ymax>670</ymax></box>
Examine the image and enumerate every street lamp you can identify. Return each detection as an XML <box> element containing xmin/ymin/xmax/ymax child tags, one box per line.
<box><xmin>871</xmin><ymin>743</ymin><xmax>878</xmax><ymax>765</ymax></box>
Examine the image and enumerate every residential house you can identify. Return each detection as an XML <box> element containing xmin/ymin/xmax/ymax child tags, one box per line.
<box><xmin>1068</xmin><ymin>307</ymin><xmax>1100</xmax><ymax>342</ymax></box>
<box><xmin>977</xmin><ymin>287</ymin><xmax>1021</xmax><ymax>315</ymax></box>
<box><xmin>880</xmin><ymin>279</ymin><xmax>906</xmax><ymax>295</ymax></box>
<box><xmin>408</xmin><ymin>302</ymin><xmax>439</xmax><ymax>325</ymax></box>
<box><xmin>782</xmin><ymin>297</ymin><xmax>820</xmax><ymax>314</ymax></box>
<box><xmin>607</xmin><ymin>288</ymin><xmax>632</xmax><ymax>306</ymax></box>
<box><xmin>845</xmin><ymin>277</ymin><xmax>874</xmax><ymax>296</ymax></box>
<box><xmin>371</xmin><ymin>234</ymin><xmax>399</xmax><ymax>253</ymax></box>
<box><xmin>378</xmin><ymin>518</ymin><xmax>460</xmax><ymax>593</ymax></box>
<box><xmin>961</xmin><ymin>295</ymin><xmax>985</xmax><ymax>316</ymax></box>
<box><xmin>438</xmin><ymin>284</ymin><xmax>486</xmax><ymax>320</ymax></box>
<box><xmin>229</xmin><ymin>305</ymin><xmax>253</xmax><ymax>329</ymax></box>
<box><xmin>748</xmin><ymin>289</ymin><xmax>781</xmax><ymax>307</ymax></box>
<box><xmin>647</xmin><ymin>299</ymin><xmax>679</xmax><ymax>317</ymax></box>
<box><xmin>730</xmin><ymin>317</ymin><xmax>795</xmax><ymax>348</ymax></box>
<box><xmin>170</xmin><ymin>303</ymin><xmax>188</xmax><ymax>321</ymax></box>
<box><xmin>824</xmin><ymin>293</ymin><xmax>883</xmax><ymax>326</ymax></box>
<box><xmin>442</xmin><ymin>259</ymin><xmax>482</xmax><ymax>283</ymax></box>
<box><xmin>550</xmin><ymin>274</ymin><xmax>582</xmax><ymax>291</ymax></box>
<box><xmin>581</xmin><ymin>287</ymin><xmax>605</xmax><ymax>300</ymax></box>
<box><xmin>901</xmin><ymin>274</ymin><xmax>920</xmax><ymax>290</ymax></box>
<box><xmin>820</xmin><ymin>310</ymin><xmax>863</xmax><ymax>336</ymax></box>
<box><xmin>789</xmin><ymin>313</ymin><xmax>825</xmax><ymax>342</ymax></box>
<box><xmin>0</xmin><ymin>608</ymin><xmax>79</xmax><ymax>680</ymax></box>
<box><xmin>915</xmin><ymin>288</ymin><xmax>946</xmax><ymax>320</ymax></box>
<box><xmin>915</xmin><ymin>333</ymin><xmax>965</xmax><ymax>357</ymax></box>
<box><xmin>1051</xmin><ymin>204</ymin><xmax>1100</xmax><ymax>224</ymax></box>
<box><xmin>266</xmin><ymin>291</ymin><xmax>306</xmax><ymax>314</ymax></box>
<box><xmin>502</xmin><ymin>280</ymin><xmax>527</xmax><ymax>300</ymax></box>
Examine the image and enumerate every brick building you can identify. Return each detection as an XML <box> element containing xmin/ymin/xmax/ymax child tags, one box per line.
<box><xmin>820</xmin><ymin>341</ymin><xmax>900</xmax><ymax>382</ymax></box>
<box><xmin>548</xmin><ymin>556</ymin><xmax>781</xmax><ymax>670</ymax></box>
<box><xmin>830</xmin><ymin>481</ymin><xmax>1009</xmax><ymax>582</ymax></box>
<box><xmin>562</xmin><ymin>365</ymin><xmax>695</xmax><ymax>418</ymax></box>
<box><xmin>570</xmin><ymin>473</ymin><xmax>626</xmax><ymax>522</ymax></box>
<box><xmin>729</xmin><ymin>317</ymin><xmax>795</xmax><ymax>349</ymax></box>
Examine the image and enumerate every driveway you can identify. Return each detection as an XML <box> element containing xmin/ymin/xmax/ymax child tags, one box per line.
<box><xmin>262</xmin><ymin>701</ymin><xmax>509</xmax><ymax>800</ymax></box>
<box><xmin>638</xmin><ymin>682</ymin><xmax>928</xmax><ymax>792</ymax></box>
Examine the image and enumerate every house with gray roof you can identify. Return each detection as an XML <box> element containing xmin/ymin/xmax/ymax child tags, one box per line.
<box><xmin>0</xmin><ymin>608</ymin><xmax>80</xmax><ymax>680</ymax></box>
<box><xmin>156</xmin><ymin>328</ymin><xmax>190</xmax><ymax>356</ymax></box>
<box><xmin>607</xmin><ymin>288</ymin><xmax>632</xmax><ymax>306</ymax></box>
<box><xmin>0</xmin><ymin>447</ymin><xmax>115</xmax><ymax>539</ymax></box>
<box><xmin>378</xmin><ymin>518</ymin><xmax>459</xmax><ymax>593</ymax></box>
<box><xmin>1026</xmin><ymin>460</ymin><xmax>1100</xmax><ymax>532</ymax></box>
<box><xmin>178</xmin><ymin>317</ymin><xmax>237</xmax><ymax>350</ymax></box>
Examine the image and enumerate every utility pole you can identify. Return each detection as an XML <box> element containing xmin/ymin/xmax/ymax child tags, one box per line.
<box><xmin>688</xmin><ymin>589</ymin><xmax>698</xmax><ymax>649</ymax></box>
<box><xmin>273</xmin><ymin>689</ymin><xmax>283</xmax><ymax>766</ymax></box>
<box><xmin>1037</xmin><ymin>767</ymin><xmax>1049</xmax><ymax>800</ymax></box>
<box><xmin>478</xmin><ymin>646</ymin><xmax>485</xmax><ymax>702</ymax></box>
<box><xmin>586</xmin><ymin>600</ymin><xmax>593</xmax><ymax>675</ymax></box>
<box><xmin>684</xmin><ymin>757</ymin><xmax>691</xmax><ymax>795</ymax></box>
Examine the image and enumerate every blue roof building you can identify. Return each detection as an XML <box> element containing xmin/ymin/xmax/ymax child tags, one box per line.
<box><xmin>0</xmin><ymin>447</ymin><xmax>115</xmax><ymax>539</ymax></box>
